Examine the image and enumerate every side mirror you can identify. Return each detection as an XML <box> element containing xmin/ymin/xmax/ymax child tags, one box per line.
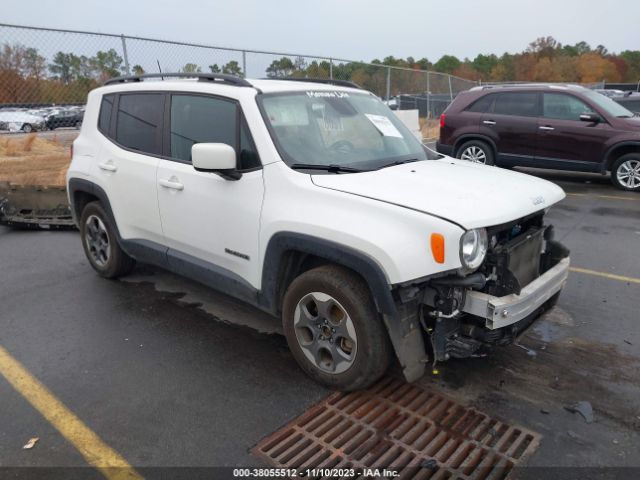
<box><xmin>579</xmin><ymin>112</ymin><xmax>600</xmax><ymax>123</ymax></box>
<box><xmin>191</xmin><ymin>143</ymin><xmax>241</xmax><ymax>180</ymax></box>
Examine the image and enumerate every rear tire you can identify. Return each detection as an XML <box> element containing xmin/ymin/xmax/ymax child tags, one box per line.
<box><xmin>22</xmin><ymin>123</ymin><xmax>32</xmax><ymax>133</ymax></box>
<box><xmin>79</xmin><ymin>201</ymin><xmax>135</xmax><ymax>278</ymax></box>
<box><xmin>456</xmin><ymin>140</ymin><xmax>495</xmax><ymax>166</ymax></box>
<box><xmin>282</xmin><ymin>265</ymin><xmax>391</xmax><ymax>391</ymax></box>
<box><xmin>611</xmin><ymin>154</ymin><xmax>640</xmax><ymax>192</ymax></box>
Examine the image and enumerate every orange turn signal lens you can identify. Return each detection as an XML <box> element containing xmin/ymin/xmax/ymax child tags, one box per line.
<box><xmin>430</xmin><ymin>233</ymin><xmax>445</xmax><ymax>264</ymax></box>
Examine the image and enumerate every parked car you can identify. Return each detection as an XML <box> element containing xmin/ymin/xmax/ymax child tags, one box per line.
<box><xmin>614</xmin><ymin>93</ymin><xmax>640</xmax><ymax>116</ymax></box>
<box><xmin>0</xmin><ymin>111</ymin><xmax>45</xmax><ymax>132</ymax></box>
<box><xmin>437</xmin><ymin>84</ymin><xmax>640</xmax><ymax>191</ymax></box>
<box><xmin>45</xmin><ymin>109</ymin><xmax>84</xmax><ymax>130</ymax></box>
<box><xmin>67</xmin><ymin>73</ymin><xmax>569</xmax><ymax>390</ymax></box>
<box><xmin>594</xmin><ymin>89</ymin><xmax>625</xmax><ymax>98</ymax></box>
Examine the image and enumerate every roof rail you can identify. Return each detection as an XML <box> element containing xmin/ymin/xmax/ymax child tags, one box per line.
<box><xmin>471</xmin><ymin>83</ymin><xmax>583</xmax><ymax>91</ymax></box>
<box><xmin>103</xmin><ymin>73</ymin><xmax>253</xmax><ymax>87</ymax></box>
<box><xmin>266</xmin><ymin>77</ymin><xmax>362</xmax><ymax>89</ymax></box>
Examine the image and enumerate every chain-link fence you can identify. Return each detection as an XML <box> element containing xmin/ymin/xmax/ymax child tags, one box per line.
<box><xmin>0</xmin><ymin>23</ymin><xmax>478</xmax><ymax>133</ymax></box>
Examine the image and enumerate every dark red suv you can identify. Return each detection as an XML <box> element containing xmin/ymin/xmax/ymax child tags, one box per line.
<box><xmin>436</xmin><ymin>84</ymin><xmax>640</xmax><ymax>191</ymax></box>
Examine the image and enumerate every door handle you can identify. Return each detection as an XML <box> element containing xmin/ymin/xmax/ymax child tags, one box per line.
<box><xmin>159</xmin><ymin>178</ymin><xmax>184</xmax><ymax>191</ymax></box>
<box><xmin>98</xmin><ymin>161</ymin><xmax>117</xmax><ymax>172</ymax></box>
<box><xmin>483</xmin><ymin>120</ymin><xmax>496</xmax><ymax>125</ymax></box>
<box><xmin>539</xmin><ymin>126</ymin><xmax>555</xmax><ymax>131</ymax></box>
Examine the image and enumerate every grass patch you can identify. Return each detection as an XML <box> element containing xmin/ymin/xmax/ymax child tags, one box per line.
<box><xmin>0</xmin><ymin>134</ymin><xmax>70</xmax><ymax>186</ymax></box>
<box><xmin>420</xmin><ymin>118</ymin><xmax>439</xmax><ymax>141</ymax></box>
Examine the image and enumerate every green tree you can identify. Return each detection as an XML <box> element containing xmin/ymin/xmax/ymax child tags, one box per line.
<box><xmin>266</xmin><ymin>57</ymin><xmax>296</xmax><ymax>77</ymax></box>
<box><xmin>433</xmin><ymin>55</ymin><xmax>461</xmax><ymax>74</ymax></box>
<box><xmin>181</xmin><ymin>63</ymin><xmax>201</xmax><ymax>73</ymax></box>
<box><xmin>415</xmin><ymin>58</ymin><xmax>431</xmax><ymax>70</ymax></box>
<box><xmin>306</xmin><ymin>60</ymin><xmax>330</xmax><ymax>78</ymax></box>
<box><xmin>222</xmin><ymin>60</ymin><xmax>242</xmax><ymax>76</ymax></box>
<box><xmin>90</xmin><ymin>49</ymin><xmax>123</xmax><ymax>80</ymax></box>
<box><xmin>620</xmin><ymin>50</ymin><xmax>640</xmax><ymax>81</ymax></box>
<box><xmin>209</xmin><ymin>64</ymin><xmax>221</xmax><ymax>73</ymax></box>
<box><xmin>49</xmin><ymin>52</ymin><xmax>78</xmax><ymax>83</ymax></box>
<box><xmin>471</xmin><ymin>54</ymin><xmax>498</xmax><ymax>77</ymax></box>
<box><xmin>23</xmin><ymin>48</ymin><xmax>46</xmax><ymax>79</ymax></box>
<box><xmin>132</xmin><ymin>64</ymin><xmax>145</xmax><ymax>75</ymax></box>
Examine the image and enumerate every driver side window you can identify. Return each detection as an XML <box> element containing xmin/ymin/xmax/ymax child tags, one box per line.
<box><xmin>543</xmin><ymin>94</ymin><xmax>594</xmax><ymax>121</ymax></box>
<box><xmin>169</xmin><ymin>94</ymin><xmax>261</xmax><ymax>170</ymax></box>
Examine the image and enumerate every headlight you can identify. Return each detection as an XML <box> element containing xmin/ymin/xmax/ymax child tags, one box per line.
<box><xmin>460</xmin><ymin>228</ymin><xmax>488</xmax><ymax>271</ymax></box>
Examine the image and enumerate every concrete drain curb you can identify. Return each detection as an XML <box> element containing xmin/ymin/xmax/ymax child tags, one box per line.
<box><xmin>253</xmin><ymin>376</ymin><xmax>541</xmax><ymax>479</ymax></box>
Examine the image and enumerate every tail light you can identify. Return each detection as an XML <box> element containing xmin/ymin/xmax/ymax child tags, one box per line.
<box><xmin>439</xmin><ymin>114</ymin><xmax>446</xmax><ymax>129</ymax></box>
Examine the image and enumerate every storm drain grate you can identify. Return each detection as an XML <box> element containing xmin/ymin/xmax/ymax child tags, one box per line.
<box><xmin>253</xmin><ymin>377</ymin><xmax>541</xmax><ymax>479</ymax></box>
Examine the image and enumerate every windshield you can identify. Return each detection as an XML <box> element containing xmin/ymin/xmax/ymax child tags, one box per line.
<box><xmin>585</xmin><ymin>90</ymin><xmax>634</xmax><ymax>118</ymax></box>
<box><xmin>260</xmin><ymin>91</ymin><xmax>436</xmax><ymax>171</ymax></box>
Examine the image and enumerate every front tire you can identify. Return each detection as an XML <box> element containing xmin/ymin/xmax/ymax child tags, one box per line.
<box><xmin>611</xmin><ymin>154</ymin><xmax>640</xmax><ymax>192</ymax></box>
<box><xmin>22</xmin><ymin>123</ymin><xmax>32</xmax><ymax>133</ymax></box>
<box><xmin>79</xmin><ymin>201</ymin><xmax>135</xmax><ymax>278</ymax></box>
<box><xmin>456</xmin><ymin>140</ymin><xmax>495</xmax><ymax>166</ymax></box>
<box><xmin>282</xmin><ymin>265</ymin><xmax>391</xmax><ymax>391</ymax></box>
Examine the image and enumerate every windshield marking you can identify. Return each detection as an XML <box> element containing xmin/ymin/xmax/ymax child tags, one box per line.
<box><xmin>306</xmin><ymin>91</ymin><xmax>350</xmax><ymax>98</ymax></box>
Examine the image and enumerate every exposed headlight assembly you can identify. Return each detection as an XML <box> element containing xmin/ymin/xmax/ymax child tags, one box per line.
<box><xmin>460</xmin><ymin>228</ymin><xmax>488</xmax><ymax>271</ymax></box>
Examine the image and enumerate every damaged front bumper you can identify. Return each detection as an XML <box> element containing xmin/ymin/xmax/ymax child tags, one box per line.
<box><xmin>383</xmin><ymin>222</ymin><xmax>570</xmax><ymax>383</ymax></box>
<box><xmin>462</xmin><ymin>257</ymin><xmax>569</xmax><ymax>330</ymax></box>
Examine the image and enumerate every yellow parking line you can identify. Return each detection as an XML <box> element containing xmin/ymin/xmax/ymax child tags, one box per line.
<box><xmin>0</xmin><ymin>345</ymin><xmax>142</xmax><ymax>480</ymax></box>
<box><xmin>566</xmin><ymin>192</ymin><xmax>639</xmax><ymax>202</ymax></box>
<box><xmin>570</xmin><ymin>267</ymin><xmax>640</xmax><ymax>285</ymax></box>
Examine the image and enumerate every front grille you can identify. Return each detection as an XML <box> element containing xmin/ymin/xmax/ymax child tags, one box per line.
<box><xmin>481</xmin><ymin>213</ymin><xmax>546</xmax><ymax>297</ymax></box>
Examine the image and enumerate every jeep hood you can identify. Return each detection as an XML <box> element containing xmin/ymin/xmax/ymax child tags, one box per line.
<box><xmin>311</xmin><ymin>158</ymin><xmax>565</xmax><ymax>229</ymax></box>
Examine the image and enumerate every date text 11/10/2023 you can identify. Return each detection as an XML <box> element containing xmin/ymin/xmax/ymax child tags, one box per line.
<box><xmin>232</xmin><ymin>468</ymin><xmax>400</xmax><ymax>478</ymax></box>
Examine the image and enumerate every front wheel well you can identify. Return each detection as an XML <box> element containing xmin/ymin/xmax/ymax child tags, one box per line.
<box><xmin>274</xmin><ymin>251</ymin><xmax>343</xmax><ymax>313</ymax></box>
<box><xmin>606</xmin><ymin>144</ymin><xmax>640</xmax><ymax>171</ymax></box>
<box><xmin>453</xmin><ymin>137</ymin><xmax>496</xmax><ymax>158</ymax></box>
<box><xmin>261</xmin><ymin>233</ymin><xmax>397</xmax><ymax>316</ymax></box>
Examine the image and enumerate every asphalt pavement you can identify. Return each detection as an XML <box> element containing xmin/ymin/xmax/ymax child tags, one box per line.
<box><xmin>0</xmin><ymin>167</ymin><xmax>639</xmax><ymax>478</ymax></box>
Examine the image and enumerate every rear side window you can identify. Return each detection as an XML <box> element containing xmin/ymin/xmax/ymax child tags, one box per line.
<box><xmin>467</xmin><ymin>94</ymin><xmax>495</xmax><ymax>113</ymax></box>
<box><xmin>115</xmin><ymin>94</ymin><xmax>163</xmax><ymax>155</ymax></box>
<box><xmin>493</xmin><ymin>93</ymin><xmax>539</xmax><ymax>117</ymax></box>
<box><xmin>98</xmin><ymin>94</ymin><xmax>114</xmax><ymax>134</ymax></box>
<box><xmin>543</xmin><ymin>93</ymin><xmax>594</xmax><ymax>121</ymax></box>
<box><xmin>170</xmin><ymin>94</ymin><xmax>261</xmax><ymax>169</ymax></box>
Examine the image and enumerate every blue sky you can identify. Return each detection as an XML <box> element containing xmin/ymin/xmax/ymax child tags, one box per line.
<box><xmin>2</xmin><ymin>0</ymin><xmax>638</xmax><ymax>62</ymax></box>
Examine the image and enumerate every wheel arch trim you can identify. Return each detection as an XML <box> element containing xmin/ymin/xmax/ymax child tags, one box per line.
<box><xmin>260</xmin><ymin>232</ymin><xmax>397</xmax><ymax>316</ymax></box>
<box><xmin>602</xmin><ymin>142</ymin><xmax>640</xmax><ymax>172</ymax></box>
<box><xmin>453</xmin><ymin>134</ymin><xmax>498</xmax><ymax>158</ymax></box>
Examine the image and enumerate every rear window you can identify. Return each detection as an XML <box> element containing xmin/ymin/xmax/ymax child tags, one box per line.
<box><xmin>493</xmin><ymin>92</ymin><xmax>539</xmax><ymax>117</ymax></box>
<box><xmin>467</xmin><ymin>94</ymin><xmax>495</xmax><ymax>113</ymax></box>
<box><xmin>115</xmin><ymin>93</ymin><xmax>164</xmax><ymax>155</ymax></box>
<box><xmin>98</xmin><ymin>94</ymin><xmax>114</xmax><ymax>134</ymax></box>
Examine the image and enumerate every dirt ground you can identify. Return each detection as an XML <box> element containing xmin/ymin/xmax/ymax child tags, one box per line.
<box><xmin>420</xmin><ymin>118</ymin><xmax>439</xmax><ymax>140</ymax></box>
<box><xmin>0</xmin><ymin>134</ymin><xmax>70</xmax><ymax>187</ymax></box>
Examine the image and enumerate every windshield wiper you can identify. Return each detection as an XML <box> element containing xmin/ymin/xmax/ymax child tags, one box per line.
<box><xmin>290</xmin><ymin>163</ymin><xmax>364</xmax><ymax>173</ymax></box>
<box><xmin>377</xmin><ymin>158</ymin><xmax>421</xmax><ymax>170</ymax></box>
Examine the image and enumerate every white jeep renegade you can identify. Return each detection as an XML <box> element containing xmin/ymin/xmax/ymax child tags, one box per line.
<box><xmin>67</xmin><ymin>73</ymin><xmax>570</xmax><ymax>390</ymax></box>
